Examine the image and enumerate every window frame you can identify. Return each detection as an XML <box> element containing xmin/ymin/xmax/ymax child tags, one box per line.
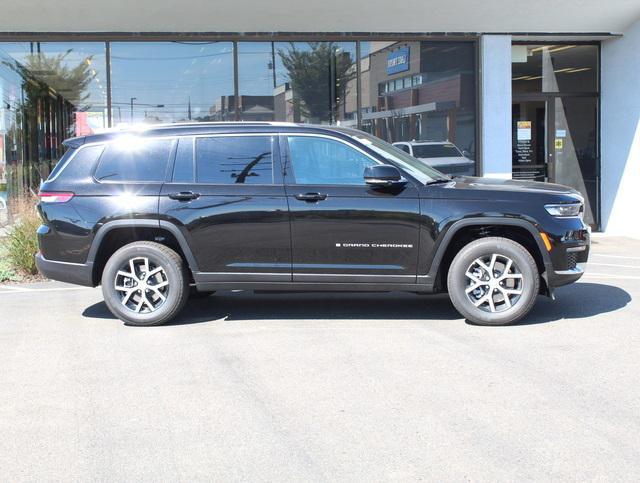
<box><xmin>281</xmin><ymin>133</ymin><xmax>385</xmax><ymax>187</ymax></box>
<box><xmin>187</xmin><ymin>132</ymin><xmax>282</xmax><ymax>186</ymax></box>
<box><xmin>92</xmin><ymin>135</ymin><xmax>177</xmax><ymax>185</ymax></box>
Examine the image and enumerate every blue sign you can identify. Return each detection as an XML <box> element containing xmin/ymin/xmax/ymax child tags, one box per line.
<box><xmin>386</xmin><ymin>47</ymin><xmax>410</xmax><ymax>75</ymax></box>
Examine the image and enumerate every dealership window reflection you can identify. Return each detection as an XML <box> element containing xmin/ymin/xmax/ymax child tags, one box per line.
<box><xmin>109</xmin><ymin>42</ymin><xmax>234</xmax><ymax>124</ymax></box>
<box><xmin>0</xmin><ymin>41</ymin><xmax>107</xmax><ymax>195</ymax></box>
<box><xmin>358</xmin><ymin>41</ymin><xmax>477</xmax><ymax>176</ymax></box>
<box><xmin>237</xmin><ymin>41</ymin><xmax>357</xmax><ymax>124</ymax></box>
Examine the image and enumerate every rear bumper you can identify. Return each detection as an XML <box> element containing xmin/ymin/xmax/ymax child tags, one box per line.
<box><xmin>35</xmin><ymin>252</ymin><xmax>95</xmax><ymax>287</ymax></box>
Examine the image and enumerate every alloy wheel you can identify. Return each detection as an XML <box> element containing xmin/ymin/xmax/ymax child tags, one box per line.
<box><xmin>114</xmin><ymin>257</ymin><xmax>169</xmax><ymax>313</ymax></box>
<box><xmin>465</xmin><ymin>253</ymin><xmax>524</xmax><ymax>313</ymax></box>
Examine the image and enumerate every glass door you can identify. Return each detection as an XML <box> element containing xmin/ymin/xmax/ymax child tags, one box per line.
<box><xmin>551</xmin><ymin>96</ymin><xmax>599</xmax><ymax>226</ymax></box>
<box><xmin>512</xmin><ymin>100</ymin><xmax>549</xmax><ymax>182</ymax></box>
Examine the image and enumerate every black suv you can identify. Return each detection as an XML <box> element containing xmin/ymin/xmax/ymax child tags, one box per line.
<box><xmin>36</xmin><ymin>122</ymin><xmax>589</xmax><ymax>326</ymax></box>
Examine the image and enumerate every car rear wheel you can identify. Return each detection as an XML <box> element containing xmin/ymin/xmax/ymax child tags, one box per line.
<box><xmin>101</xmin><ymin>241</ymin><xmax>189</xmax><ymax>326</ymax></box>
<box><xmin>447</xmin><ymin>237</ymin><xmax>539</xmax><ymax>326</ymax></box>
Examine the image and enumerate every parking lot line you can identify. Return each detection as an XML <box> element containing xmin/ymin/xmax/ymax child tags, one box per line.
<box><xmin>591</xmin><ymin>253</ymin><xmax>640</xmax><ymax>260</ymax></box>
<box><xmin>587</xmin><ymin>262</ymin><xmax>640</xmax><ymax>268</ymax></box>
<box><xmin>0</xmin><ymin>286</ymin><xmax>92</xmax><ymax>294</ymax></box>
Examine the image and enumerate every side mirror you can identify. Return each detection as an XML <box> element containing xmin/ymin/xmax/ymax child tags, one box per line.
<box><xmin>364</xmin><ymin>165</ymin><xmax>407</xmax><ymax>187</ymax></box>
<box><xmin>462</xmin><ymin>150</ymin><xmax>472</xmax><ymax>159</ymax></box>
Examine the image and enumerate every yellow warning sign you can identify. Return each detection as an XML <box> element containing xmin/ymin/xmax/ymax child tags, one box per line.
<box><xmin>555</xmin><ymin>139</ymin><xmax>564</xmax><ymax>150</ymax></box>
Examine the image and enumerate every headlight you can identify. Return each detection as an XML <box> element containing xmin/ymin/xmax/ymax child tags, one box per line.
<box><xmin>545</xmin><ymin>202</ymin><xmax>583</xmax><ymax>218</ymax></box>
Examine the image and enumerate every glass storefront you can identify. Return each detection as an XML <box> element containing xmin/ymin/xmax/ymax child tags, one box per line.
<box><xmin>512</xmin><ymin>44</ymin><xmax>599</xmax><ymax>226</ymax></box>
<box><xmin>237</xmin><ymin>41</ymin><xmax>358</xmax><ymax>124</ymax></box>
<box><xmin>110</xmin><ymin>42</ymin><xmax>234</xmax><ymax>123</ymax></box>
<box><xmin>0</xmin><ymin>37</ymin><xmax>479</xmax><ymax>201</ymax></box>
<box><xmin>359</xmin><ymin>41</ymin><xmax>477</xmax><ymax>173</ymax></box>
<box><xmin>0</xmin><ymin>42</ymin><xmax>107</xmax><ymax>200</ymax></box>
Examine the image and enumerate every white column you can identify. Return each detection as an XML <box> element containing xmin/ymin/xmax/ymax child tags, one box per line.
<box><xmin>601</xmin><ymin>20</ymin><xmax>640</xmax><ymax>237</ymax></box>
<box><xmin>480</xmin><ymin>35</ymin><xmax>512</xmax><ymax>179</ymax></box>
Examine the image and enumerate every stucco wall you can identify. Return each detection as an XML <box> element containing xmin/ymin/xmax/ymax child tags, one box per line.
<box><xmin>601</xmin><ymin>19</ymin><xmax>640</xmax><ymax>236</ymax></box>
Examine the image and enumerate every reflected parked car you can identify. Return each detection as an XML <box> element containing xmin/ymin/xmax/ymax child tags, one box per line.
<box><xmin>392</xmin><ymin>141</ymin><xmax>475</xmax><ymax>176</ymax></box>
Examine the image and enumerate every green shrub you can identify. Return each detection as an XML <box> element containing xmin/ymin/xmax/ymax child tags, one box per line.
<box><xmin>4</xmin><ymin>195</ymin><xmax>40</xmax><ymax>275</ymax></box>
<box><xmin>0</xmin><ymin>244</ymin><xmax>20</xmax><ymax>282</ymax></box>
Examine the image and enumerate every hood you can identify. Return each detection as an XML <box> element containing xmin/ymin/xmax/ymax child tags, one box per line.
<box><xmin>436</xmin><ymin>176</ymin><xmax>584</xmax><ymax>200</ymax></box>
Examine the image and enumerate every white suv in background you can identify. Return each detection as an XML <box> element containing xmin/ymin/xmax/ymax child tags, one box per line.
<box><xmin>392</xmin><ymin>141</ymin><xmax>475</xmax><ymax>176</ymax></box>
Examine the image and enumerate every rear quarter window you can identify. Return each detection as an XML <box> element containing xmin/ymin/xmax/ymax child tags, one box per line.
<box><xmin>94</xmin><ymin>137</ymin><xmax>174</xmax><ymax>183</ymax></box>
<box><xmin>47</xmin><ymin>145</ymin><xmax>105</xmax><ymax>182</ymax></box>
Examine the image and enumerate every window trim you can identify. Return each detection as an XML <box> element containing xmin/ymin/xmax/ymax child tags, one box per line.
<box><xmin>191</xmin><ymin>132</ymin><xmax>280</xmax><ymax>186</ymax></box>
<box><xmin>92</xmin><ymin>135</ymin><xmax>177</xmax><ymax>185</ymax></box>
<box><xmin>282</xmin><ymin>132</ymin><xmax>384</xmax><ymax>187</ymax></box>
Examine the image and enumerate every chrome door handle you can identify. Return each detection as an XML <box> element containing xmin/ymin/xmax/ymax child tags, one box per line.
<box><xmin>294</xmin><ymin>192</ymin><xmax>328</xmax><ymax>202</ymax></box>
<box><xmin>168</xmin><ymin>191</ymin><xmax>200</xmax><ymax>201</ymax></box>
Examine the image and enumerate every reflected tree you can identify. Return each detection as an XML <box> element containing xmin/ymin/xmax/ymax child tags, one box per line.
<box><xmin>2</xmin><ymin>49</ymin><xmax>96</xmax><ymax>187</ymax></box>
<box><xmin>278</xmin><ymin>42</ymin><xmax>355</xmax><ymax>123</ymax></box>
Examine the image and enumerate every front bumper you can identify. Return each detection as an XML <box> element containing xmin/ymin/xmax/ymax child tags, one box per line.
<box><xmin>545</xmin><ymin>229</ymin><xmax>590</xmax><ymax>288</ymax></box>
<box><xmin>35</xmin><ymin>252</ymin><xmax>95</xmax><ymax>287</ymax></box>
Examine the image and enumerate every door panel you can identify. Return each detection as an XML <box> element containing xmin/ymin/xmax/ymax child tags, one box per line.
<box><xmin>159</xmin><ymin>135</ymin><xmax>291</xmax><ymax>281</ymax></box>
<box><xmin>283</xmin><ymin>135</ymin><xmax>421</xmax><ymax>284</ymax></box>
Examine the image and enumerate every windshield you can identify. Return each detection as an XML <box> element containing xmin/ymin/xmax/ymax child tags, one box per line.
<box><xmin>412</xmin><ymin>143</ymin><xmax>463</xmax><ymax>159</ymax></box>
<box><xmin>336</xmin><ymin>129</ymin><xmax>450</xmax><ymax>184</ymax></box>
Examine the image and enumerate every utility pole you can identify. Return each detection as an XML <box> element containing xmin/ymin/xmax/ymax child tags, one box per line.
<box><xmin>130</xmin><ymin>97</ymin><xmax>137</xmax><ymax>122</ymax></box>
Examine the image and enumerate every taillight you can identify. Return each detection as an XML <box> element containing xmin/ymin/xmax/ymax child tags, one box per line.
<box><xmin>38</xmin><ymin>192</ymin><xmax>74</xmax><ymax>203</ymax></box>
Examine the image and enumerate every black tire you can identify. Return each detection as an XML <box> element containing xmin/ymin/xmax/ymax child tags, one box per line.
<box><xmin>447</xmin><ymin>237</ymin><xmax>539</xmax><ymax>326</ymax></box>
<box><xmin>101</xmin><ymin>241</ymin><xmax>189</xmax><ymax>326</ymax></box>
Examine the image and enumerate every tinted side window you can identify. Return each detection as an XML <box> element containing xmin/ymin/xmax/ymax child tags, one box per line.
<box><xmin>398</xmin><ymin>144</ymin><xmax>411</xmax><ymax>154</ymax></box>
<box><xmin>172</xmin><ymin>137</ymin><xmax>194</xmax><ymax>183</ymax></box>
<box><xmin>286</xmin><ymin>136</ymin><xmax>378</xmax><ymax>185</ymax></box>
<box><xmin>196</xmin><ymin>136</ymin><xmax>274</xmax><ymax>184</ymax></box>
<box><xmin>95</xmin><ymin>138</ymin><xmax>173</xmax><ymax>182</ymax></box>
<box><xmin>48</xmin><ymin>145</ymin><xmax>105</xmax><ymax>182</ymax></box>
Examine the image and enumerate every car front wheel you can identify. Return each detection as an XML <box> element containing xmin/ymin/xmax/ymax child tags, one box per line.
<box><xmin>101</xmin><ymin>241</ymin><xmax>189</xmax><ymax>326</ymax></box>
<box><xmin>447</xmin><ymin>237</ymin><xmax>540</xmax><ymax>326</ymax></box>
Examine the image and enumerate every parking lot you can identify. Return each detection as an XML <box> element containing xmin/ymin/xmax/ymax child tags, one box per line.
<box><xmin>1</xmin><ymin>235</ymin><xmax>639</xmax><ymax>481</ymax></box>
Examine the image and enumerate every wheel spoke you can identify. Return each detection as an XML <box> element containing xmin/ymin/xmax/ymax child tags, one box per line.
<box><xmin>489</xmin><ymin>254</ymin><xmax>497</xmax><ymax>273</ymax></box>
<box><xmin>466</xmin><ymin>282</ymin><xmax>483</xmax><ymax>293</ymax></box>
<box><xmin>474</xmin><ymin>294</ymin><xmax>489</xmax><ymax>308</ymax></box>
<box><xmin>465</xmin><ymin>271</ymin><xmax>483</xmax><ymax>284</ymax></box>
<box><xmin>147</xmin><ymin>266</ymin><xmax>163</xmax><ymax>278</ymax></box>
<box><xmin>502</xmin><ymin>259</ymin><xmax>513</xmax><ymax>277</ymax></box>
<box><xmin>129</xmin><ymin>259</ymin><xmax>138</xmax><ymax>279</ymax></box>
<box><xmin>151</xmin><ymin>288</ymin><xmax>166</xmax><ymax>302</ymax></box>
<box><xmin>499</xmin><ymin>288</ymin><xmax>512</xmax><ymax>308</ymax></box>
<box><xmin>500</xmin><ymin>273</ymin><xmax>523</xmax><ymax>281</ymax></box>
<box><xmin>122</xmin><ymin>289</ymin><xmax>136</xmax><ymax>305</ymax></box>
<box><xmin>487</xmin><ymin>293</ymin><xmax>496</xmax><ymax>312</ymax></box>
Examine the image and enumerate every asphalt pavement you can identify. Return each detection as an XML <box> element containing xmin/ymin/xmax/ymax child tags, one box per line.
<box><xmin>1</xmin><ymin>235</ymin><xmax>639</xmax><ymax>481</ymax></box>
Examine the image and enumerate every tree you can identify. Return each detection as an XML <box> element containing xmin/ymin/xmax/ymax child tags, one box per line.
<box><xmin>278</xmin><ymin>42</ymin><xmax>355</xmax><ymax>122</ymax></box>
<box><xmin>4</xmin><ymin>49</ymin><xmax>96</xmax><ymax>108</ymax></box>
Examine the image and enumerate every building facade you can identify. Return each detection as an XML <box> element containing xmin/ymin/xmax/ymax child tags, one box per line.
<box><xmin>1</xmin><ymin>0</ymin><xmax>639</xmax><ymax>235</ymax></box>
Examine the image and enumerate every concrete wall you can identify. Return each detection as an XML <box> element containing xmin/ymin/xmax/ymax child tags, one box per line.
<box><xmin>1</xmin><ymin>0</ymin><xmax>638</xmax><ymax>33</ymax></box>
<box><xmin>480</xmin><ymin>35</ymin><xmax>512</xmax><ymax>179</ymax></box>
<box><xmin>601</xmin><ymin>19</ymin><xmax>640</xmax><ymax>237</ymax></box>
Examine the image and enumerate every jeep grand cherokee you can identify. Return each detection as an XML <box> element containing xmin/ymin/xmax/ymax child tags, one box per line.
<box><xmin>35</xmin><ymin>122</ymin><xmax>590</xmax><ymax>326</ymax></box>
